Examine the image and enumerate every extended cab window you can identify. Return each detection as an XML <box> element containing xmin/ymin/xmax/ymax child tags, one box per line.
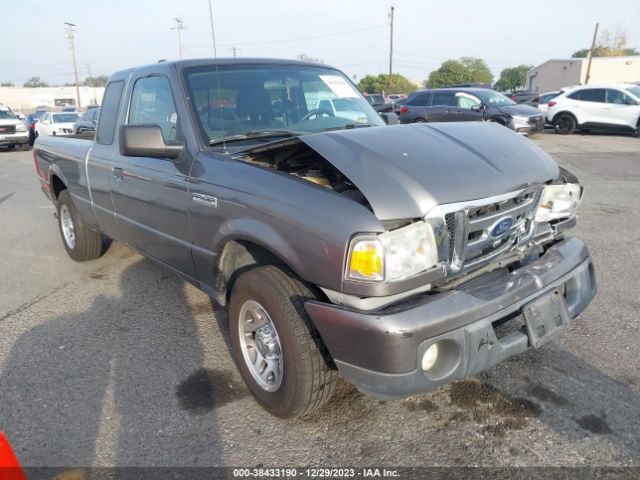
<box><xmin>96</xmin><ymin>81</ymin><xmax>124</xmax><ymax>145</ymax></box>
<box><xmin>128</xmin><ymin>76</ymin><xmax>179</xmax><ymax>143</ymax></box>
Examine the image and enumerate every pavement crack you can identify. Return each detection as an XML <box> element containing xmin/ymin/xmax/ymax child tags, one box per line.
<box><xmin>0</xmin><ymin>281</ymin><xmax>71</xmax><ymax>323</ymax></box>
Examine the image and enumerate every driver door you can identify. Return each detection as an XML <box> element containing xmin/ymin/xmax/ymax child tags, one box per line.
<box><xmin>109</xmin><ymin>74</ymin><xmax>196</xmax><ymax>278</ymax></box>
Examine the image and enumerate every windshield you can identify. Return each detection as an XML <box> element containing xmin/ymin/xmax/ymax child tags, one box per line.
<box><xmin>183</xmin><ymin>64</ymin><xmax>384</xmax><ymax>144</ymax></box>
<box><xmin>626</xmin><ymin>86</ymin><xmax>640</xmax><ymax>99</ymax></box>
<box><xmin>53</xmin><ymin>113</ymin><xmax>80</xmax><ymax>123</ymax></box>
<box><xmin>472</xmin><ymin>90</ymin><xmax>516</xmax><ymax>107</ymax></box>
<box><xmin>0</xmin><ymin>107</ymin><xmax>18</xmax><ymax>120</ymax></box>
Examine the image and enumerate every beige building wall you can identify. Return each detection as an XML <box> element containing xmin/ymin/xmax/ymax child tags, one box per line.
<box><xmin>0</xmin><ymin>86</ymin><xmax>105</xmax><ymax>113</ymax></box>
<box><xmin>527</xmin><ymin>56</ymin><xmax>640</xmax><ymax>93</ymax></box>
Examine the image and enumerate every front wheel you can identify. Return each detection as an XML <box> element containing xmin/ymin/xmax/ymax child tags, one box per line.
<box><xmin>554</xmin><ymin>113</ymin><xmax>576</xmax><ymax>135</ymax></box>
<box><xmin>57</xmin><ymin>190</ymin><xmax>111</xmax><ymax>261</ymax></box>
<box><xmin>229</xmin><ymin>266</ymin><xmax>337</xmax><ymax>418</ymax></box>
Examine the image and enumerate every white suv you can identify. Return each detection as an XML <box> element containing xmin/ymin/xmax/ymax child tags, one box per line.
<box><xmin>0</xmin><ymin>105</ymin><xmax>29</xmax><ymax>150</ymax></box>
<box><xmin>547</xmin><ymin>84</ymin><xmax>640</xmax><ymax>135</ymax></box>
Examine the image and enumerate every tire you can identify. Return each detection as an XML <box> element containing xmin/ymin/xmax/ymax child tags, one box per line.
<box><xmin>57</xmin><ymin>190</ymin><xmax>111</xmax><ymax>261</ymax></box>
<box><xmin>20</xmin><ymin>144</ymin><xmax>31</xmax><ymax>151</ymax></box>
<box><xmin>7</xmin><ymin>144</ymin><xmax>15</xmax><ymax>150</ymax></box>
<box><xmin>413</xmin><ymin>117</ymin><xmax>427</xmax><ymax>123</ymax></box>
<box><xmin>229</xmin><ymin>265</ymin><xmax>337</xmax><ymax>418</ymax></box>
<box><xmin>554</xmin><ymin>113</ymin><xmax>576</xmax><ymax>135</ymax></box>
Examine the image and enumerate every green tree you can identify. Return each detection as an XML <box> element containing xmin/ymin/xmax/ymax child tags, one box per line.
<box><xmin>1</xmin><ymin>81</ymin><xmax>14</xmax><ymax>87</ymax></box>
<box><xmin>358</xmin><ymin>73</ymin><xmax>417</xmax><ymax>94</ymax></box>
<box><xmin>494</xmin><ymin>64</ymin><xmax>532</xmax><ymax>92</ymax></box>
<box><xmin>425</xmin><ymin>60</ymin><xmax>471</xmax><ymax>88</ymax></box>
<box><xmin>460</xmin><ymin>57</ymin><xmax>494</xmax><ymax>85</ymax></box>
<box><xmin>83</xmin><ymin>75</ymin><xmax>109</xmax><ymax>87</ymax></box>
<box><xmin>23</xmin><ymin>76</ymin><xmax>49</xmax><ymax>88</ymax></box>
<box><xmin>571</xmin><ymin>28</ymin><xmax>639</xmax><ymax>57</ymax></box>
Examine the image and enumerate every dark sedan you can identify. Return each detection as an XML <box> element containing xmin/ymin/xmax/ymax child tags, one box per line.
<box><xmin>72</xmin><ymin>107</ymin><xmax>100</xmax><ymax>135</ymax></box>
<box><xmin>399</xmin><ymin>88</ymin><xmax>544</xmax><ymax>135</ymax></box>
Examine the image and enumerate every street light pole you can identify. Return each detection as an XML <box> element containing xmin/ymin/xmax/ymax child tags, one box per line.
<box><xmin>64</xmin><ymin>22</ymin><xmax>81</xmax><ymax>109</ymax></box>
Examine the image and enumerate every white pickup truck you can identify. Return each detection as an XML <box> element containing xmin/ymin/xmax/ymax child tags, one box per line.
<box><xmin>0</xmin><ymin>105</ymin><xmax>29</xmax><ymax>150</ymax></box>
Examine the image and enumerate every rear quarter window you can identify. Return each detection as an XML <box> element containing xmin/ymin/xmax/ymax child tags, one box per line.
<box><xmin>96</xmin><ymin>80</ymin><xmax>124</xmax><ymax>145</ymax></box>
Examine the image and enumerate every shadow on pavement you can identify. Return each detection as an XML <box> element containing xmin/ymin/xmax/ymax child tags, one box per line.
<box><xmin>0</xmin><ymin>257</ymin><xmax>228</xmax><ymax>471</ymax></box>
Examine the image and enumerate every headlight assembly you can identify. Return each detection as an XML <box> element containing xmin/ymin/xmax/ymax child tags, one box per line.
<box><xmin>535</xmin><ymin>184</ymin><xmax>582</xmax><ymax>223</ymax></box>
<box><xmin>347</xmin><ymin>222</ymin><xmax>438</xmax><ymax>283</ymax></box>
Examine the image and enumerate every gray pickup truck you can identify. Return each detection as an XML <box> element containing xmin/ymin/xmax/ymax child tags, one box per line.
<box><xmin>33</xmin><ymin>58</ymin><xmax>596</xmax><ymax>418</ymax></box>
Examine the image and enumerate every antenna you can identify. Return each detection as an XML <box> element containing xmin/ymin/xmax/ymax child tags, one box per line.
<box><xmin>207</xmin><ymin>0</ymin><xmax>226</xmax><ymax>150</ymax></box>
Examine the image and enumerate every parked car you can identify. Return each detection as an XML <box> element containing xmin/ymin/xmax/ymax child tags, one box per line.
<box><xmin>386</xmin><ymin>94</ymin><xmax>407</xmax><ymax>103</ymax></box>
<box><xmin>399</xmin><ymin>88</ymin><xmax>544</xmax><ymax>135</ymax></box>
<box><xmin>0</xmin><ymin>104</ymin><xmax>29</xmax><ymax>150</ymax></box>
<box><xmin>363</xmin><ymin>94</ymin><xmax>394</xmax><ymax>113</ymax></box>
<box><xmin>315</xmin><ymin>99</ymin><xmax>368</xmax><ymax>123</ymax></box>
<box><xmin>24</xmin><ymin>112</ymin><xmax>45</xmax><ymax>146</ymax></box>
<box><xmin>35</xmin><ymin>112</ymin><xmax>81</xmax><ymax>137</ymax></box>
<box><xmin>547</xmin><ymin>84</ymin><xmax>640</xmax><ymax>135</ymax></box>
<box><xmin>506</xmin><ymin>90</ymin><xmax>538</xmax><ymax>104</ymax></box>
<box><xmin>73</xmin><ymin>107</ymin><xmax>100</xmax><ymax>135</ymax></box>
<box><xmin>33</xmin><ymin>58</ymin><xmax>595</xmax><ymax>418</ymax></box>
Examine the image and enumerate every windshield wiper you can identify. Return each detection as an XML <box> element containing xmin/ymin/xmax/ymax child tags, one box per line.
<box><xmin>209</xmin><ymin>129</ymin><xmax>306</xmax><ymax>147</ymax></box>
<box><xmin>323</xmin><ymin>123</ymin><xmax>374</xmax><ymax>132</ymax></box>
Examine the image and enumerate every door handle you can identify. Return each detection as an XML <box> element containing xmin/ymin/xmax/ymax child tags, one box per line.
<box><xmin>112</xmin><ymin>167</ymin><xmax>124</xmax><ymax>182</ymax></box>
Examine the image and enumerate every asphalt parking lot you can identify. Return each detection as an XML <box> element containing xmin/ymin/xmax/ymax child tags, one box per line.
<box><xmin>0</xmin><ymin>131</ymin><xmax>639</xmax><ymax>470</ymax></box>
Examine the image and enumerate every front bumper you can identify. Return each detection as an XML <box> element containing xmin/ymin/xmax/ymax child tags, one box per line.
<box><xmin>512</xmin><ymin>116</ymin><xmax>544</xmax><ymax>135</ymax></box>
<box><xmin>305</xmin><ymin>237</ymin><xmax>596</xmax><ymax>399</ymax></box>
<box><xmin>0</xmin><ymin>132</ymin><xmax>29</xmax><ymax>145</ymax></box>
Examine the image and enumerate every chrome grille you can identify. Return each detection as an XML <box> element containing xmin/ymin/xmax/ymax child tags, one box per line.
<box><xmin>428</xmin><ymin>187</ymin><xmax>543</xmax><ymax>276</ymax></box>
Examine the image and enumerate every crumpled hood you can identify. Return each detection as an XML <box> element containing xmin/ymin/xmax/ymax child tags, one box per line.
<box><xmin>300</xmin><ymin>122</ymin><xmax>558</xmax><ymax>220</ymax></box>
<box><xmin>497</xmin><ymin>104</ymin><xmax>541</xmax><ymax>117</ymax></box>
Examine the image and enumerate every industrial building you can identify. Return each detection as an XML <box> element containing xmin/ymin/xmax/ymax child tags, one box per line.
<box><xmin>0</xmin><ymin>86</ymin><xmax>104</xmax><ymax>113</ymax></box>
<box><xmin>527</xmin><ymin>56</ymin><xmax>640</xmax><ymax>93</ymax></box>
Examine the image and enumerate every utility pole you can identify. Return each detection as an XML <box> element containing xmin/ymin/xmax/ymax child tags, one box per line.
<box><xmin>86</xmin><ymin>64</ymin><xmax>96</xmax><ymax>105</ymax></box>
<box><xmin>585</xmin><ymin>22</ymin><xmax>599</xmax><ymax>85</ymax></box>
<box><xmin>230</xmin><ymin>47</ymin><xmax>240</xmax><ymax>57</ymax></box>
<box><xmin>64</xmin><ymin>22</ymin><xmax>81</xmax><ymax>109</ymax></box>
<box><xmin>172</xmin><ymin>18</ymin><xmax>187</xmax><ymax>60</ymax></box>
<box><xmin>387</xmin><ymin>6</ymin><xmax>394</xmax><ymax>94</ymax></box>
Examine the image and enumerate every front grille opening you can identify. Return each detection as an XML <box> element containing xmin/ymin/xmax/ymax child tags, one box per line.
<box><xmin>468</xmin><ymin>231</ymin><xmax>482</xmax><ymax>242</ymax></box>
<box><xmin>492</xmin><ymin>311</ymin><xmax>526</xmax><ymax>340</ymax></box>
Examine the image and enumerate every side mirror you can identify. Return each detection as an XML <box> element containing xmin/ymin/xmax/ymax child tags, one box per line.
<box><xmin>380</xmin><ymin>112</ymin><xmax>400</xmax><ymax>125</ymax></box>
<box><xmin>471</xmin><ymin>103</ymin><xmax>487</xmax><ymax>112</ymax></box>
<box><xmin>626</xmin><ymin>99</ymin><xmax>639</xmax><ymax>106</ymax></box>
<box><xmin>17</xmin><ymin>114</ymin><xmax>25</xmax><ymax>121</ymax></box>
<box><xmin>119</xmin><ymin>124</ymin><xmax>182</xmax><ymax>159</ymax></box>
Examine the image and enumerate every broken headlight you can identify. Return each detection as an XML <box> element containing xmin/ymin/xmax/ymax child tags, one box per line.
<box><xmin>535</xmin><ymin>184</ymin><xmax>582</xmax><ymax>223</ymax></box>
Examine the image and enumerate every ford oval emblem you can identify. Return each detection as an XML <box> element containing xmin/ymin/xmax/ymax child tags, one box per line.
<box><xmin>490</xmin><ymin>217</ymin><xmax>514</xmax><ymax>237</ymax></box>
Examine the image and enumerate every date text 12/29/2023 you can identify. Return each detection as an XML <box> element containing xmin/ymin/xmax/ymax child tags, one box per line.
<box><xmin>232</xmin><ymin>468</ymin><xmax>400</xmax><ymax>478</ymax></box>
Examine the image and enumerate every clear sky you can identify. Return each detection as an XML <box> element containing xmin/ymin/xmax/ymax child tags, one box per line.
<box><xmin>3</xmin><ymin>0</ymin><xmax>640</xmax><ymax>87</ymax></box>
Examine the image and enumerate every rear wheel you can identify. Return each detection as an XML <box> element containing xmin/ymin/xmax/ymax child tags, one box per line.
<box><xmin>554</xmin><ymin>113</ymin><xmax>576</xmax><ymax>135</ymax></box>
<box><xmin>229</xmin><ymin>266</ymin><xmax>337</xmax><ymax>418</ymax></box>
<box><xmin>57</xmin><ymin>190</ymin><xmax>111</xmax><ymax>261</ymax></box>
<box><xmin>413</xmin><ymin>118</ymin><xmax>427</xmax><ymax>123</ymax></box>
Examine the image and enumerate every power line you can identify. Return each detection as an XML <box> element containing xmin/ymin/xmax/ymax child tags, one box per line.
<box><xmin>184</xmin><ymin>23</ymin><xmax>387</xmax><ymax>49</ymax></box>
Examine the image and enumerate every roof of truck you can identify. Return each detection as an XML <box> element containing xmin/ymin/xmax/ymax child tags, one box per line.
<box><xmin>111</xmin><ymin>57</ymin><xmax>338</xmax><ymax>78</ymax></box>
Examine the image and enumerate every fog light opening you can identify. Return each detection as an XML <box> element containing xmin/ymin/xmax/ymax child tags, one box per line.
<box><xmin>421</xmin><ymin>339</ymin><xmax>461</xmax><ymax>381</ymax></box>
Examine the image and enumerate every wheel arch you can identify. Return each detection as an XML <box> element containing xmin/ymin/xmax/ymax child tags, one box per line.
<box><xmin>551</xmin><ymin>110</ymin><xmax>579</xmax><ymax>125</ymax></box>
<box><xmin>50</xmin><ymin>172</ymin><xmax>67</xmax><ymax>200</ymax></box>
<box><xmin>211</xmin><ymin>236</ymin><xmax>319</xmax><ymax>307</ymax></box>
